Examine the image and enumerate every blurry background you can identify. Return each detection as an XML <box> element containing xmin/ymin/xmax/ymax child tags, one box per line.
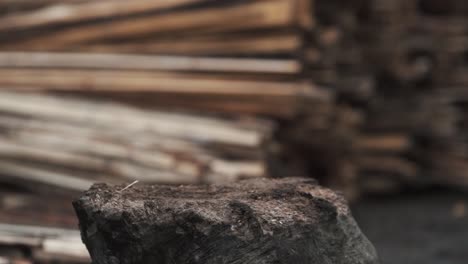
<box><xmin>0</xmin><ymin>0</ymin><xmax>467</xmax><ymax>263</ymax></box>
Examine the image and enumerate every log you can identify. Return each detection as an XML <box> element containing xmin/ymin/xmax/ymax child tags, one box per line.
<box><xmin>73</xmin><ymin>178</ymin><xmax>379</xmax><ymax>264</ymax></box>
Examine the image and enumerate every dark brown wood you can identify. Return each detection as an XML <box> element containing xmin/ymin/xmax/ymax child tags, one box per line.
<box><xmin>73</xmin><ymin>178</ymin><xmax>379</xmax><ymax>264</ymax></box>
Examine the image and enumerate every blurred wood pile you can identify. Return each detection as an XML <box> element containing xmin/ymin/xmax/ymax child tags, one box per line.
<box><xmin>0</xmin><ymin>223</ymin><xmax>87</xmax><ymax>264</ymax></box>
<box><xmin>0</xmin><ymin>1</ymin><xmax>358</xmax><ymax>263</ymax></box>
<box><xmin>1</xmin><ymin>0</ymin><xmax>468</xmax><ymax>261</ymax></box>
<box><xmin>322</xmin><ymin>0</ymin><xmax>468</xmax><ymax>194</ymax></box>
<box><xmin>0</xmin><ymin>91</ymin><xmax>277</xmax><ymax>264</ymax></box>
<box><xmin>0</xmin><ymin>91</ymin><xmax>274</xmax><ymax>188</ymax></box>
<box><xmin>0</xmin><ymin>0</ymin><xmax>359</xmax><ymax>187</ymax></box>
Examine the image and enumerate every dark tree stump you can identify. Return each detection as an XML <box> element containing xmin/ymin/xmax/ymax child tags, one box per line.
<box><xmin>73</xmin><ymin>178</ymin><xmax>378</xmax><ymax>264</ymax></box>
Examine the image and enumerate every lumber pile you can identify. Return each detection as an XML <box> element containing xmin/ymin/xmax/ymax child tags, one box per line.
<box><xmin>2</xmin><ymin>0</ymin><xmax>468</xmax><ymax>196</ymax></box>
<box><xmin>10</xmin><ymin>0</ymin><xmax>468</xmax><ymax>261</ymax></box>
<box><xmin>0</xmin><ymin>0</ymin><xmax>328</xmax><ymax>117</ymax></box>
<box><xmin>0</xmin><ymin>2</ymin><xmax>362</xmax><ymax>261</ymax></box>
<box><xmin>0</xmin><ymin>91</ymin><xmax>277</xmax><ymax>263</ymax></box>
<box><xmin>326</xmin><ymin>0</ymin><xmax>468</xmax><ymax>194</ymax></box>
<box><xmin>0</xmin><ymin>91</ymin><xmax>274</xmax><ymax>189</ymax></box>
<box><xmin>0</xmin><ymin>0</ymin><xmax>359</xmax><ymax>185</ymax></box>
<box><xmin>0</xmin><ymin>0</ymin><xmax>315</xmax><ymax>61</ymax></box>
<box><xmin>0</xmin><ymin>184</ymin><xmax>88</xmax><ymax>263</ymax></box>
<box><xmin>0</xmin><ymin>223</ymin><xmax>88</xmax><ymax>264</ymax></box>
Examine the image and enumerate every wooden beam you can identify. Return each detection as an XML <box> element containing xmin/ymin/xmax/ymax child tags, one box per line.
<box><xmin>7</xmin><ymin>0</ymin><xmax>299</xmax><ymax>49</ymax></box>
<box><xmin>76</xmin><ymin>32</ymin><xmax>302</xmax><ymax>56</ymax></box>
<box><xmin>0</xmin><ymin>69</ymin><xmax>311</xmax><ymax>97</ymax></box>
<box><xmin>0</xmin><ymin>52</ymin><xmax>301</xmax><ymax>74</ymax></box>
<box><xmin>0</xmin><ymin>0</ymin><xmax>205</xmax><ymax>32</ymax></box>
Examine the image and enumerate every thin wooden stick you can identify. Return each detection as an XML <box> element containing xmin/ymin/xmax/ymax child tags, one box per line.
<box><xmin>120</xmin><ymin>180</ymin><xmax>139</xmax><ymax>192</ymax></box>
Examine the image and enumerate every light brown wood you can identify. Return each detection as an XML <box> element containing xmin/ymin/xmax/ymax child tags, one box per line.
<box><xmin>354</xmin><ymin>134</ymin><xmax>412</xmax><ymax>153</ymax></box>
<box><xmin>356</xmin><ymin>156</ymin><xmax>419</xmax><ymax>179</ymax></box>
<box><xmin>0</xmin><ymin>69</ymin><xmax>312</xmax><ymax>97</ymax></box>
<box><xmin>9</xmin><ymin>0</ymin><xmax>298</xmax><ymax>49</ymax></box>
<box><xmin>77</xmin><ymin>32</ymin><xmax>302</xmax><ymax>55</ymax></box>
<box><xmin>0</xmin><ymin>52</ymin><xmax>301</xmax><ymax>74</ymax></box>
<box><xmin>0</xmin><ymin>0</ymin><xmax>205</xmax><ymax>32</ymax></box>
<box><xmin>0</xmin><ymin>92</ymin><xmax>273</xmax><ymax>190</ymax></box>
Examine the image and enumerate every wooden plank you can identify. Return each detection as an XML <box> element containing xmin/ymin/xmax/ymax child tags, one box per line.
<box><xmin>354</xmin><ymin>134</ymin><xmax>412</xmax><ymax>153</ymax></box>
<box><xmin>0</xmin><ymin>0</ymin><xmax>206</xmax><ymax>32</ymax></box>
<box><xmin>356</xmin><ymin>155</ymin><xmax>419</xmax><ymax>179</ymax></box>
<box><xmin>0</xmin><ymin>52</ymin><xmax>301</xmax><ymax>74</ymax></box>
<box><xmin>0</xmin><ymin>69</ymin><xmax>313</xmax><ymax>97</ymax></box>
<box><xmin>295</xmin><ymin>0</ymin><xmax>315</xmax><ymax>30</ymax></box>
<box><xmin>0</xmin><ymin>91</ymin><xmax>273</xmax><ymax>188</ymax></box>
<box><xmin>7</xmin><ymin>0</ymin><xmax>299</xmax><ymax>49</ymax></box>
<box><xmin>0</xmin><ymin>160</ymin><xmax>95</xmax><ymax>191</ymax></box>
<box><xmin>0</xmin><ymin>91</ymin><xmax>267</xmax><ymax>147</ymax></box>
<box><xmin>76</xmin><ymin>32</ymin><xmax>303</xmax><ymax>55</ymax></box>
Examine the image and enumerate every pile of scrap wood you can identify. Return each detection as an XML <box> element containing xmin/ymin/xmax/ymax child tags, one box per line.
<box><xmin>2</xmin><ymin>6</ymin><xmax>468</xmax><ymax>262</ymax></box>
<box><xmin>0</xmin><ymin>0</ymin><xmax>337</xmax><ymax>115</ymax></box>
<box><xmin>0</xmin><ymin>91</ymin><xmax>277</xmax><ymax>264</ymax></box>
<box><xmin>0</xmin><ymin>172</ymin><xmax>88</xmax><ymax>263</ymax></box>
<box><xmin>0</xmin><ymin>91</ymin><xmax>275</xmax><ymax>189</ymax></box>
<box><xmin>0</xmin><ymin>223</ymin><xmax>88</xmax><ymax>264</ymax></box>
<box><xmin>0</xmin><ymin>1</ymin><xmax>361</xmax><ymax>261</ymax></box>
<box><xmin>0</xmin><ymin>0</ymin><xmax>360</xmax><ymax>185</ymax></box>
<box><xmin>320</xmin><ymin>0</ymin><xmax>468</xmax><ymax>194</ymax></box>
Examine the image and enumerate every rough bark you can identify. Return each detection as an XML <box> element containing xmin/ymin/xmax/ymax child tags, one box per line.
<box><xmin>73</xmin><ymin>178</ymin><xmax>378</xmax><ymax>264</ymax></box>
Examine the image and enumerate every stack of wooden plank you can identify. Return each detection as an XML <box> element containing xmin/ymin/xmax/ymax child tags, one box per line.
<box><xmin>0</xmin><ymin>0</ymin><xmax>359</xmax><ymax>183</ymax></box>
<box><xmin>0</xmin><ymin>222</ymin><xmax>89</xmax><ymax>264</ymax></box>
<box><xmin>0</xmin><ymin>91</ymin><xmax>275</xmax><ymax>189</ymax></box>
<box><xmin>0</xmin><ymin>0</ymin><xmax>328</xmax><ymax>117</ymax></box>
<box><xmin>326</xmin><ymin>0</ymin><xmax>468</xmax><ymax>194</ymax></box>
<box><xmin>0</xmin><ymin>91</ymin><xmax>277</xmax><ymax>263</ymax></box>
<box><xmin>0</xmin><ymin>2</ymin><xmax>363</xmax><ymax>261</ymax></box>
<box><xmin>0</xmin><ymin>0</ymin><xmax>312</xmax><ymax>54</ymax></box>
<box><xmin>2</xmin><ymin>2</ymin><xmax>468</xmax><ymax>252</ymax></box>
<box><xmin>0</xmin><ymin>170</ymin><xmax>88</xmax><ymax>263</ymax></box>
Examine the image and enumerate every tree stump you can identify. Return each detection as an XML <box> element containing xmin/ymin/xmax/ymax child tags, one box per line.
<box><xmin>73</xmin><ymin>178</ymin><xmax>379</xmax><ymax>264</ymax></box>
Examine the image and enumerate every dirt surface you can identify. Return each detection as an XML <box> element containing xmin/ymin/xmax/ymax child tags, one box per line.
<box><xmin>74</xmin><ymin>178</ymin><xmax>378</xmax><ymax>264</ymax></box>
<box><xmin>352</xmin><ymin>188</ymin><xmax>468</xmax><ymax>264</ymax></box>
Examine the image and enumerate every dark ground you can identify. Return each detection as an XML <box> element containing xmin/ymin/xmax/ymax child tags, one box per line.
<box><xmin>352</xmin><ymin>188</ymin><xmax>468</xmax><ymax>264</ymax></box>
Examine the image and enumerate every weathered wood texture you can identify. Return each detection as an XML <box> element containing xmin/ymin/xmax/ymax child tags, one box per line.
<box><xmin>0</xmin><ymin>92</ymin><xmax>272</xmax><ymax>193</ymax></box>
<box><xmin>74</xmin><ymin>178</ymin><xmax>379</xmax><ymax>264</ymax></box>
<box><xmin>0</xmin><ymin>0</ymin><xmax>356</xmax><ymax>201</ymax></box>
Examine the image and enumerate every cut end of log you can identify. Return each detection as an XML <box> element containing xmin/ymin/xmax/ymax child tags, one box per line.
<box><xmin>73</xmin><ymin>178</ymin><xmax>379</xmax><ymax>264</ymax></box>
